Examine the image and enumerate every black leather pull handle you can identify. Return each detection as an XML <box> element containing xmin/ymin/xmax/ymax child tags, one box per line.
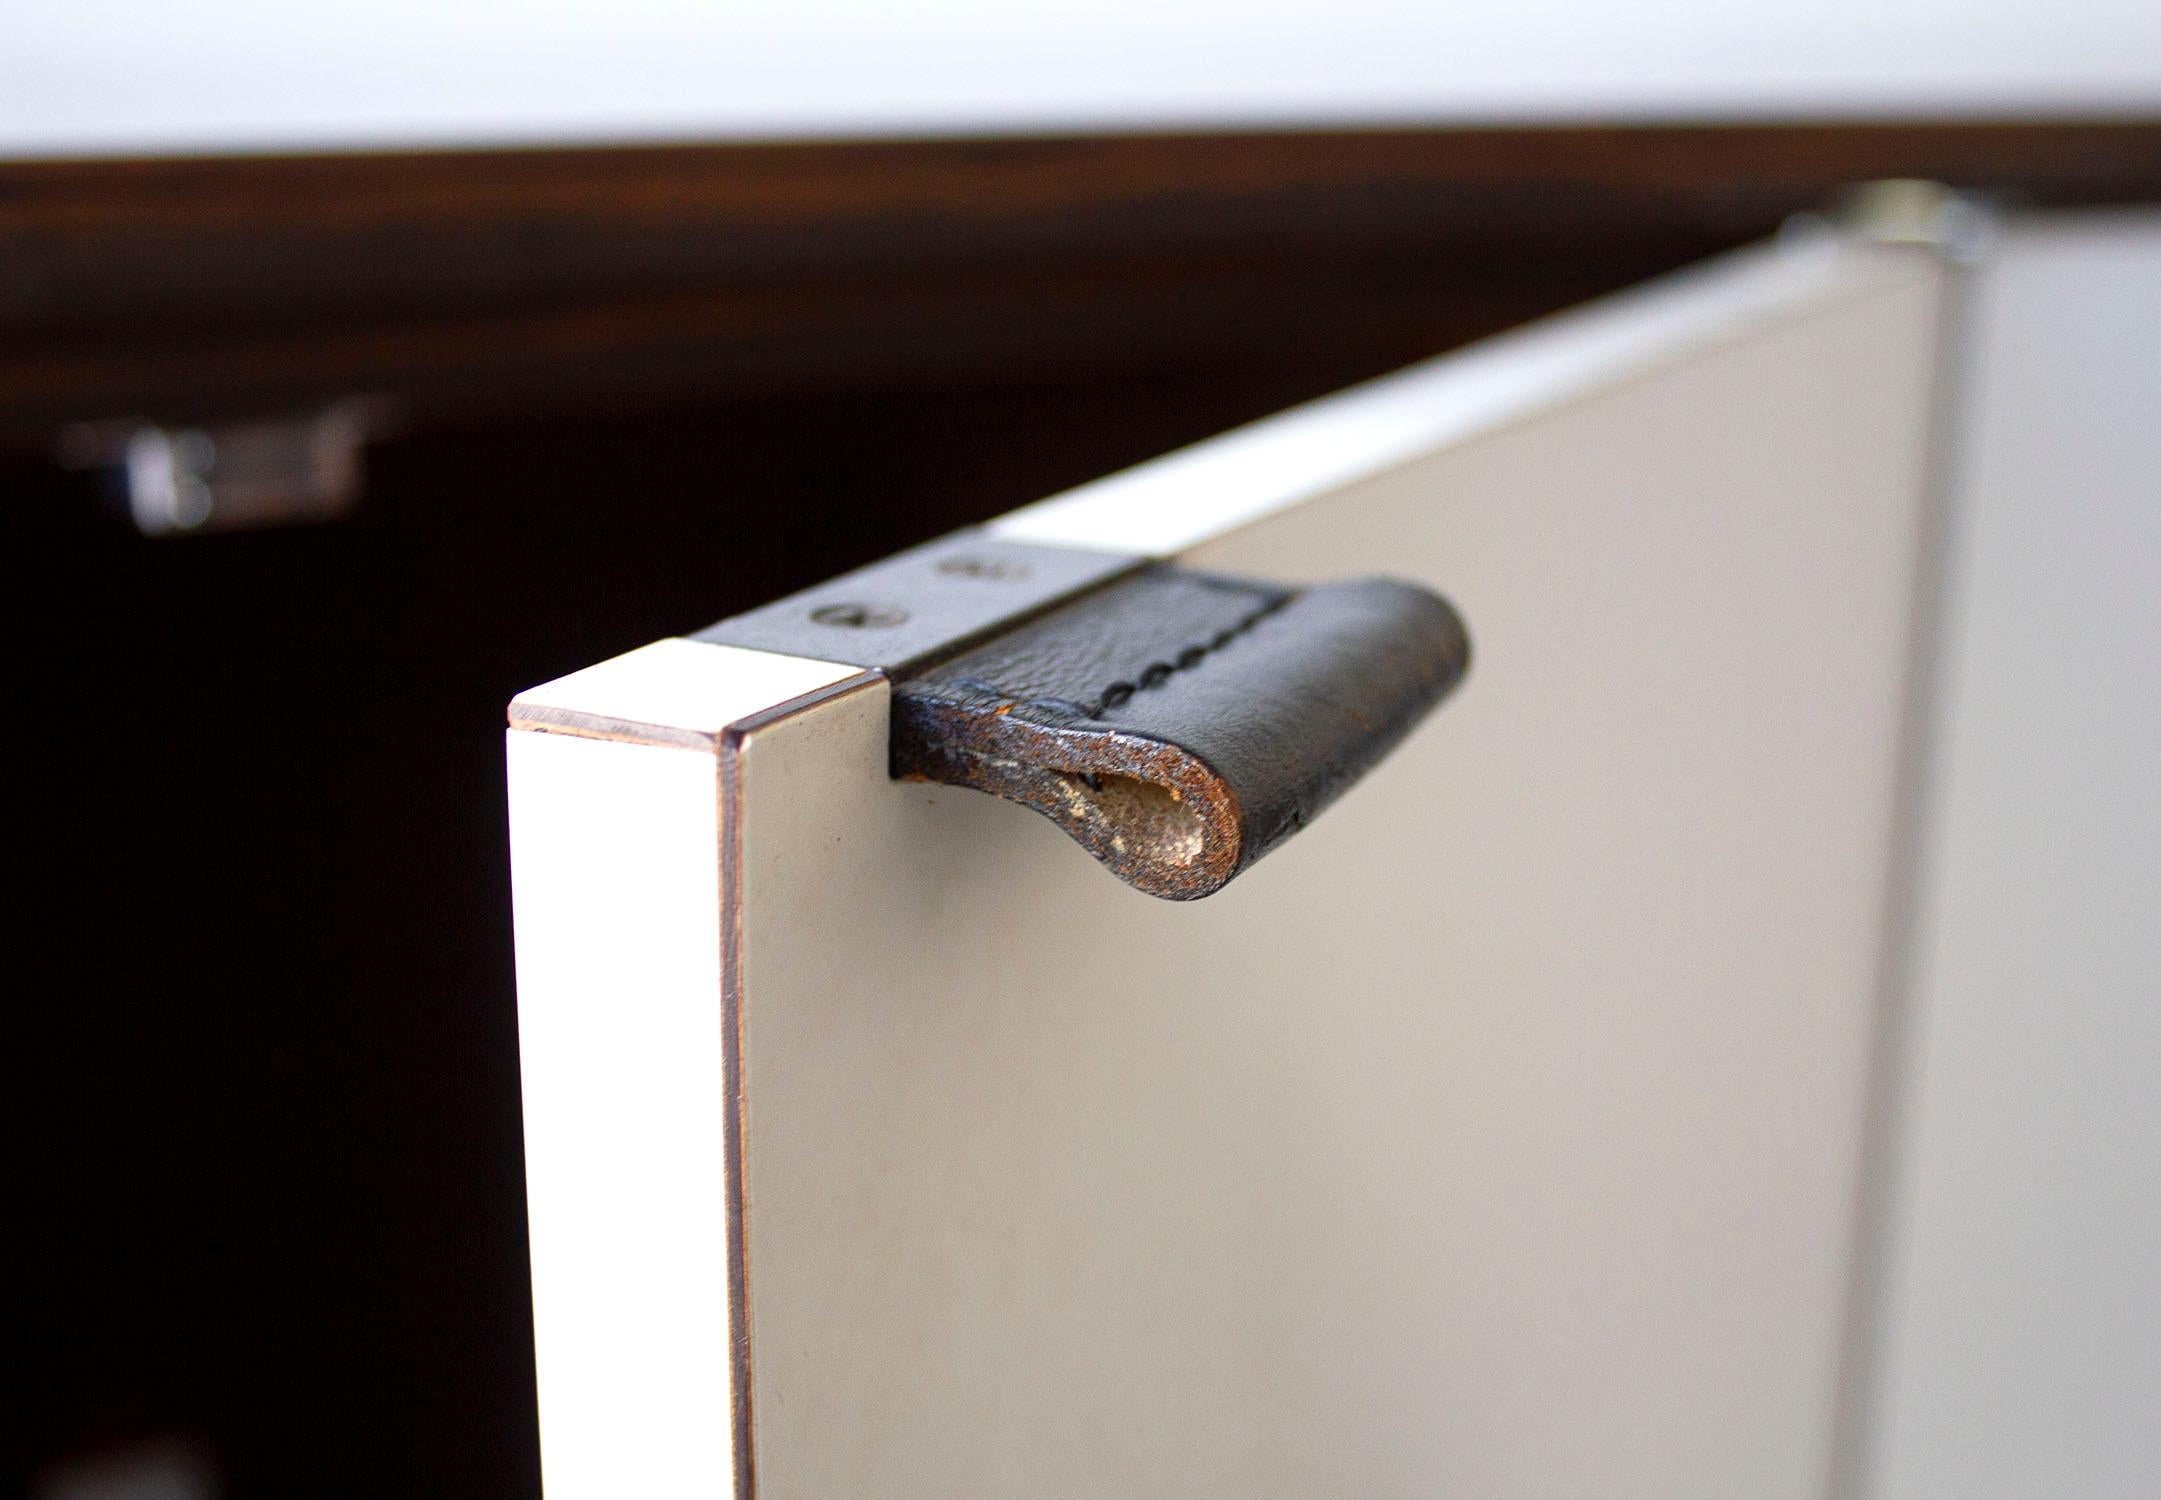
<box><xmin>890</xmin><ymin>565</ymin><xmax>1470</xmax><ymax>900</ymax></box>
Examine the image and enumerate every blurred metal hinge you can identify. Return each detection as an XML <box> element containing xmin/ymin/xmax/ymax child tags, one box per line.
<box><xmin>55</xmin><ymin>400</ymin><xmax>391</xmax><ymax>537</ymax></box>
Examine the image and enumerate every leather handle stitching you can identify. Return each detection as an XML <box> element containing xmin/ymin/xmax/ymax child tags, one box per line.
<box><xmin>938</xmin><ymin>589</ymin><xmax>1294</xmax><ymax>722</ymax></box>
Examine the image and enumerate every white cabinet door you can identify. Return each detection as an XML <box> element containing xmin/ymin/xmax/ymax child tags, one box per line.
<box><xmin>1862</xmin><ymin>211</ymin><xmax>2161</xmax><ymax>1500</ymax></box>
<box><xmin>508</xmin><ymin>226</ymin><xmax>1956</xmax><ymax>1498</ymax></box>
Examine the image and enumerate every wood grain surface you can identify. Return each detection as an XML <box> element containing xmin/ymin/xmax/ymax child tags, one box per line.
<box><xmin>5</xmin><ymin>123</ymin><xmax>2156</xmax><ymax>439</ymax></box>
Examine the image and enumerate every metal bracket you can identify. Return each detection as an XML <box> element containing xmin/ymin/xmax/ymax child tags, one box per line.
<box><xmin>693</xmin><ymin>529</ymin><xmax>1143</xmax><ymax>673</ymax></box>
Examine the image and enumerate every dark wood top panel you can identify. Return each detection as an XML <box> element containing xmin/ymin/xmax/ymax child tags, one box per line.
<box><xmin>4</xmin><ymin>123</ymin><xmax>2156</xmax><ymax>437</ymax></box>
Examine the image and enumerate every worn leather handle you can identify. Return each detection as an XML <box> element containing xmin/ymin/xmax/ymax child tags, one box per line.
<box><xmin>890</xmin><ymin>565</ymin><xmax>1470</xmax><ymax>899</ymax></box>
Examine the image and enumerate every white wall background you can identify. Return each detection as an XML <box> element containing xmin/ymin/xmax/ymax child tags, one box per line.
<box><xmin>5</xmin><ymin>0</ymin><xmax>2159</xmax><ymax>158</ymax></box>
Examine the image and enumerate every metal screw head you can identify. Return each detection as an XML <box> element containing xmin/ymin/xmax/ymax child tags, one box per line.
<box><xmin>810</xmin><ymin>602</ymin><xmax>909</xmax><ymax>629</ymax></box>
